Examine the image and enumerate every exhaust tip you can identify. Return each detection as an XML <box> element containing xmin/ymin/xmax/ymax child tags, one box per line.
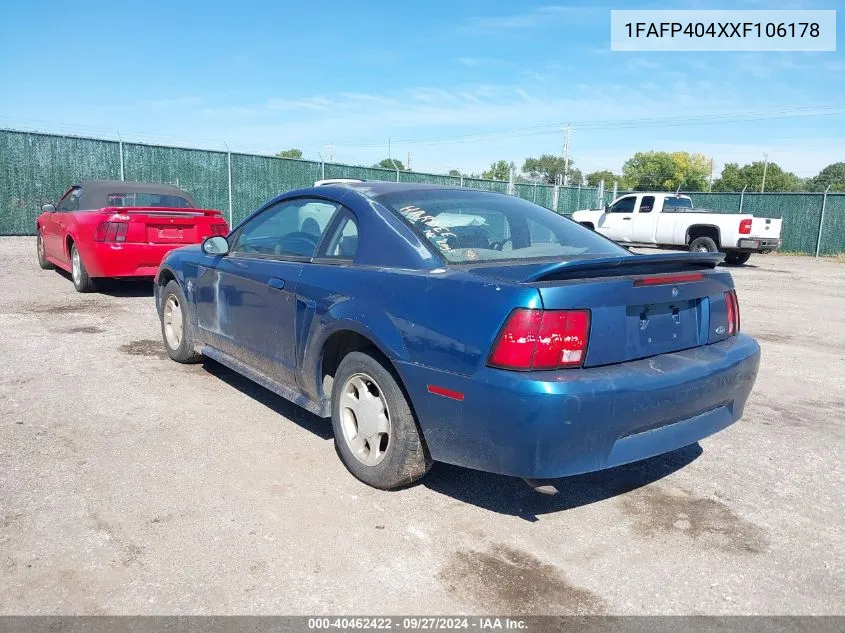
<box><xmin>523</xmin><ymin>478</ymin><xmax>559</xmax><ymax>495</ymax></box>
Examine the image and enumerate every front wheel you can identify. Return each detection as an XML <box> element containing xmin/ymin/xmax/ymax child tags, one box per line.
<box><xmin>159</xmin><ymin>280</ymin><xmax>203</xmax><ymax>363</ymax></box>
<box><xmin>724</xmin><ymin>251</ymin><xmax>752</xmax><ymax>266</ymax></box>
<box><xmin>331</xmin><ymin>351</ymin><xmax>431</xmax><ymax>490</ymax></box>
<box><xmin>37</xmin><ymin>230</ymin><xmax>55</xmax><ymax>270</ymax></box>
<box><xmin>70</xmin><ymin>244</ymin><xmax>97</xmax><ymax>292</ymax></box>
<box><xmin>689</xmin><ymin>236</ymin><xmax>719</xmax><ymax>253</ymax></box>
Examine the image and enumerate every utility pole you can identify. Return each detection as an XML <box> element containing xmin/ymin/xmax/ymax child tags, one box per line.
<box><xmin>562</xmin><ymin>124</ymin><xmax>571</xmax><ymax>186</ymax></box>
<box><xmin>708</xmin><ymin>158</ymin><xmax>714</xmax><ymax>192</ymax></box>
<box><xmin>761</xmin><ymin>153</ymin><xmax>769</xmax><ymax>193</ymax></box>
<box><xmin>327</xmin><ymin>144</ymin><xmax>333</xmax><ymax>162</ymax></box>
<box><xmin>407</xmin><ymin>152</ymin><xmax>411</xmax><ymax>171</ymax></box>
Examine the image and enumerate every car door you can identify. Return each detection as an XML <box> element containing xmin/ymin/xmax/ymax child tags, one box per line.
<box><xmin>631</xmin><ymin>195</ymin><xmax>656</xmax><ymax>243</ymax></box>
<box><xmin>45</xmin><ymin>187</ymin><xmax>80</xmax><ymax>262</ymax></box>
<box><xmin>596</xmin><ymin>195</ymin><xmax>636</xmax><ymax>242</ymax></box>
<box><xmin>194</xmin><ymin>197</ymin><xmax>341</xmax><ymax>387</ymax></box>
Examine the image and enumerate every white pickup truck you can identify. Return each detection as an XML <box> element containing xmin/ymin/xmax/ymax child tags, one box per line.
<box><xmin>571</xmin><ymin>192</ymin><xmax>782</xmax><ymax>265</ymax></box>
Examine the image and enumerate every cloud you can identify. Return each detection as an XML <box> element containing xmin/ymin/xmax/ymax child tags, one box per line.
<box><xmin>466</xmin><ymin>5</ymin><xmax>608</xmax><ymax>32</ymax></box>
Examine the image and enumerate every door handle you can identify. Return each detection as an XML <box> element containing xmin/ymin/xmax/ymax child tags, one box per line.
<box><xmin>267</xmin><ymin>278</ymin><xmax>286</xmax><ymax>290</ymax></box>
<box><xmin>622</xmin><ymin>217</ymin><xmax>632</xmax><ymax>221</ymax></box>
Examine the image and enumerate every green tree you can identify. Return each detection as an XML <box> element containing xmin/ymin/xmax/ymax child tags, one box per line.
<box><xmin>809</xmin><ymin>162</ymin><xmax>845</xmax><ymax>192</ymax></box>
<box><xmin>622</xmin><ymin>151</ymin><xmax>711</xmax><ymax>191</ymax></box>
<box><xmin>522</xmin><ymin>154</ymin><xmax>582</xmax><ymax>185</ymax></box>
<box><xmin>447</xmin><ymin>169</ymin><xmax>462</xmax><ymax>177</ymax></box>
<box><xmin>585</xmin><ymin>170</ymin><xmax>623</xmax><ymax>187</ymax></box>
<box><xmin>374</xmin><ymin>158</ymin><xmax>406</xmax><ymax>170</ymax></box>
<box><xmin>481</xmin><ymin>160</ymin><xmax>512</xmax><ymax>181</ymax></box>
<box><xmin>275</xmin><ymin>148</ymin><xmax>303</xmax><ymax>159</ymax></box>
<box><xmin>713</xmin><ymin>161</ymin><xmax>804</xmax><ymax>192</ymax></box>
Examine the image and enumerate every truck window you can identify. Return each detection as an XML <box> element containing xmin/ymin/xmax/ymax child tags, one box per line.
<box><xmin>608</xmin><ymin>196</ymin><xmax>636</xmax><ymax>213</ymax></box>
<box><xmin>662</xmin><ymin>196</ymin><xmax>693</xmax><ymax>211</ymax></box>
<box><xmin>639</xmin><ymin>196</ymin><xmax>655</xmax><ymax>213</ymax></box>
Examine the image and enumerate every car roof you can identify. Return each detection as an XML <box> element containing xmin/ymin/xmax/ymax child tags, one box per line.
<box><xmin>75</xmin><ymin>180</ymin><xmax>191</xmax><ymax>195</ymax></box>
<box><xmin>333</xmin><ymin>180</ymin><xmax>495</xmax><ymax>197</ymax></box>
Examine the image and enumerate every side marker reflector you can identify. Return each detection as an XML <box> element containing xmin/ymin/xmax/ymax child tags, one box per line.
<box><xmin>427</xmin><ymin>385</ymin><xmax>465</xmax><ymax>401</ymax></box>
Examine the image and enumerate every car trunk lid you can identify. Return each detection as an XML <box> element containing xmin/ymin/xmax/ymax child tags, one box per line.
<box><xmin>471</xmin><ymin>253</ymin><xmax>733</xmax><ymax>368</ymax></box>
<box><xmin>100</xmin><ymin>207</ymin><xmax>228</xmax><ymax>244</ymax></box>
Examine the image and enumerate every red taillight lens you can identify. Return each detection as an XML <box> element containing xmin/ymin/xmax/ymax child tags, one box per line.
<box><xmin>488</xmin><ymin>308</ymin><xmax>590</xmax><ymax>371</ymax></box>
<box><xmin>739</xmin><ymin>219</ymin><xmax>752</xmax><ymax>235</ymax></box>
<box><xmin>725</xmin><ymin>289</ymin><xmax>740</xmax><ymax>335</ymax></box>
<box><xmin>210</xmin><ymin>223</ymin><xmax>228</xmax><ymax>236</ymax></box>
<box><xmin>95</xmin><ymin>221</ymin><xmax>129</xmax><ymax>242</ymax></box>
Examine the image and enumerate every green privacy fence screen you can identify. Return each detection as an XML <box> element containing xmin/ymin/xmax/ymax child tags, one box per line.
<box><xmin>1</xmin><ymin>128</ymin><xmax>844</xmax><ymax>255</ymax></box>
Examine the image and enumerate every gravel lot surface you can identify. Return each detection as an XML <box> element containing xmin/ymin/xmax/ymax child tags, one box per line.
<box><xmin>1</xmin><ymin>236</ymin><xmax>842</xmax><ymax>615</ymax></box>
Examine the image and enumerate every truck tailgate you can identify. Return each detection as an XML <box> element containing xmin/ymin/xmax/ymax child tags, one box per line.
<box><xmin>750</xmin><ymin>217</ymin><xmax>782</xmax><ymax>238</ymax></box>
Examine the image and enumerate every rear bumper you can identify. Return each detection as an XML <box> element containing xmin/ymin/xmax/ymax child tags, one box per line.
<box><xmin>396</xmin><ymin>334</ymin><xmax>760</xmax><ymax>478</ymax></box>
<box><xmin>735</xmin><ymin>238</ymin><xmax>781</xmax><ymax>252</ymax></box>
<box><xmin>84</xmin><ymin>242</ymin><xmax>187</xmax><ymax>278</ymax></box>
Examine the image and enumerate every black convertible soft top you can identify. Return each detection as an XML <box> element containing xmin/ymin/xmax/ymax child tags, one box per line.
<box><xmin>73</xmin><ymin>180</ymin><xmax>197</xmax><ymax>209</ymax></box>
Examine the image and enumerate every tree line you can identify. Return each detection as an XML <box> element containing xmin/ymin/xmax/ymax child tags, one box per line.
<box><xmin>275</xmin><ymin>148</ymin><xmax>845</xmax><ymax>193</ymax></box>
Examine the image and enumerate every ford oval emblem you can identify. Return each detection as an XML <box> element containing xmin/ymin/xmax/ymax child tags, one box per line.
<box><xmin>671</xmin><ymin>287</ymin><xmax>679</xmax><ymax>297</ymax></box>
<box><xmin>715</xmin><ymin>325</ymin><xmax>726</xmax><ymax>335</ymax></box>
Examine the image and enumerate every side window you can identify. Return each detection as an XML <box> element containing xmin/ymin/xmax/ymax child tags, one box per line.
<box><xmin>609</xmin><ymin>196</ymin><xmax>636</xmax><ymax>213</ymax></box>
<box><xmin>57</xmin><ymin>188</ymin><xmax>81</xmax><ymax>212</ymax></box>
<box><xmin>320</xmin><ymin>212</ymin><xmax>359</xmax><ymax>260</ymax></box>
<box><xmin>639</xmin><ymin>196</ymin><xmax>655</xmax><ymax>213</ymax></box>
<box><xmin>231</xmin><ymin>198</ymin><xmax>339</xmax><ymax>258</ymax></box>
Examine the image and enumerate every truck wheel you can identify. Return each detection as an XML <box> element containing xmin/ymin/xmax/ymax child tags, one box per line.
<box><xmin>579</xmin><ymin>222</ymin><xmax>595</xmax><ymax>231</ymax></box>
<box><xmin>724</xmin><ymin>252</ymin><xmax>752</xmax><ymax>266</ymax></box>
<box><xmin>689</xmin><ymin>236</ymin><xmax>718</xmax><ymax>253</ymax></box>
<box><xmin>331</xmin><ymin>351</ymin><xmax>432</xmax><ymax>490</ymax></box>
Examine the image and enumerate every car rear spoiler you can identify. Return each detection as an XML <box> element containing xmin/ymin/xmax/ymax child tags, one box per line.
<box><xmin>100</xmin><ymin>206</ymin><xmax>225</xmax><ymax>217</ymax></box>
<box><xmin>524</xmin><ymin>252</ymin><xmax>724</xmax><ymax>282</ymax></box>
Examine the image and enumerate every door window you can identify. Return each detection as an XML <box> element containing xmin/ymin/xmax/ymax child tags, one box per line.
<box><xmin>230</xmin><ymin>198</ymin><xmax>339</xmax><ymax>258</ymax></box>
<box><xmin>57</xmin><ymin>187</ymin><xmax>81</xmax><ymax>212</ymax></box>
<box><xmin>639</xmin><ymin>196</ymin><xmax>655</xmax><ymax>213</ymax></box>
<box><xmin>608</xmin><ymin>196</ymin><xmax>636</xmax><ymax>213</ymax></box>
<box><xmin>320</xmin><ymin>212</ymin><xmax>359</xmax><ymax>260</ymax></box>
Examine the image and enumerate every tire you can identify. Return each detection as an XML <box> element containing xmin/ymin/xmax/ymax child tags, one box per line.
<box><xmin>724</xmin><ymin>252</ymin><xmax>752</xmax><ymax>266</ymax></box>
<box><xmin>331</xmin><ymin>351</ymin><xmax>432</xmax><ymax>490</ymax></box>
<box><xmin>689</xmin><ymin>236</ymin><xmax>719</xmax><ymax>253</ymax></box>
<box><xmin>70</xmin><ymin>243</ymin><xmax>97</xmax><ymax>292</ymax></box>
<box><xmin>159</xmin><ymin>280</ymin><xmax>203</xmax><ymax>363</ymax></box>
<box><xmin>579</xmin><ymin>222</ymin><xmax>595</xmax><ymax>231</ymax></box>
<box><xmin>37</xmin><ymin>230</ymin><xmax>55</xmax><ymax>270</ymax></box>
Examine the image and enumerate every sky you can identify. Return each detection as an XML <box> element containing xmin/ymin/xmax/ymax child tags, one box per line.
<box><xmin>0</xmin><ymin>0</ymin><xmax>843</xmax><ymax>179</ymax></box>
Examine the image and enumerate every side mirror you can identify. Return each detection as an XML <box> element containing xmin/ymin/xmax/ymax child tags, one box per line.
<box><xmin>41</xmin><ymin>203</ymin><xmax>56</xmax><ymax>213</ymax></box>
<box><xmin>202</xmin><ymin>236</ymin><xmax>229</xmax><ymax>256</ymax></box>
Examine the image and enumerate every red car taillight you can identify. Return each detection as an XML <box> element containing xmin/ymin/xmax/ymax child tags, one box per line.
<box><xmin>725</xmin><ymin>289</ymin><xmax>740</xmax><ymax>335</ymax></box>
<box><xmin>739</xmin><ymin>218</ymin><xmax>752</xmax><ymax>235</ymax></box>
<box><xmin>209</xmin><ymin>223</ymin><xmax>228</xmax><ymax>236</ymax></box>
<box><xmin>95</xmin><ymin>221</ymin><xmax>129</xmax><ymax>242</ymax></box>
<box><xmin>488</xmin><ymin>308</ymin><xmax>590</xmax><ymax>371</ymax></box>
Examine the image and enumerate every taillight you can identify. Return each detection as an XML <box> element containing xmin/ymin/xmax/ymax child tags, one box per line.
<box><xmin>725</xmin><ymin>290</ymin><xmax>740</xmax><ymax>335</ymax></box>
<box><xmin>488</xmin><ymin>308</ymin><xmax>590</xmax><ymax>371</ymax></box>
<box><xmin>209</xmin><ymin>223</ymin><xmax>228</xmax><ymax>236</ymax></box>
<box><xmin>95</xmin><ymin>221</ymin><xmax>129</xmax><ymax>242</ymax></box>
<box><xmin>739</xmin><ymin>219</ymin><xmax>752</xmax><ymax>235</ymax></box>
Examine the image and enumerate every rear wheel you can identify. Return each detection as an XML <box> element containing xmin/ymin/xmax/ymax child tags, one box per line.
<box><xmin>331</xmin><ymin>351</ymin><xmax>431</xmax><ymax>490</ymax></box>
<box><xmin>70</xmin><ymin>244</ymin><xmax>97</xmax><ymax>292</ymax></box>
<box><xmin>160</xmin><ymin>280</ymin><xmax>203</xmax><ymax>363</ymax></box>
<box><xmin>37</xmin><ymin>230</ymin><xmax>54</xmax><ymax>270</ymax></box>
<box><xmin>724</xmin><ymin>251</ymin><xmax>752</xmax><ymax>266</ymax></box>
<box><xmin>689</xmin><ymin>236</ymin><xmax>719</xmax><ymax>253</ymax></box>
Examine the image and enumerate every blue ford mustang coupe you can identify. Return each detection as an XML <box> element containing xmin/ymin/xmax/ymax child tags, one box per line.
<box><xmin>155</xmin><ymin>182</ymin><xmax>760</xmax><ymax>491</ymax></box>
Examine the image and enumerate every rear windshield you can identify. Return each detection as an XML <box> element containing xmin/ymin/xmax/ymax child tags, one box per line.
<box><xmin>375</xmin><ymin>189</ymin><xmax>629</xmax><ymax>264</ymax></box>
<box><xmin>107</xmin><ymin>192</ymin><xmax>193</xmax><ymax>208</ymax></box>
<box><xmin>662</xmin><ymin>196</ymin><xmax>693</xmax><ymax>210</ymax></box>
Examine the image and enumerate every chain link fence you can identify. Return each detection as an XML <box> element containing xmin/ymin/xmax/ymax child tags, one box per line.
<box><xmin>1</xmin><ymin>128</ymin><xmax>843</xmax><ymax>255</ymax></box>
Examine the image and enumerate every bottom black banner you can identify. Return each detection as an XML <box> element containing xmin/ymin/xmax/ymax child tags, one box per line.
<box><xmin>0</xmin><ymin>617</ymin><xmax>842</xmax><ymax>633</ymax></box>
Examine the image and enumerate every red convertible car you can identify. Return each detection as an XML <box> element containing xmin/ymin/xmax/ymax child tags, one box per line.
<box><xmin>36</xmin><ymin>180</ymin><xmax>228</xmax><ymax>292</ymax></box>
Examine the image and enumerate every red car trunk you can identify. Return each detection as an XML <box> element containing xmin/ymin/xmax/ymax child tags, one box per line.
<box><xmin>98</xmin><ymin>207</ymin><xmax>228</xmax><ymax>245</ymax></box>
